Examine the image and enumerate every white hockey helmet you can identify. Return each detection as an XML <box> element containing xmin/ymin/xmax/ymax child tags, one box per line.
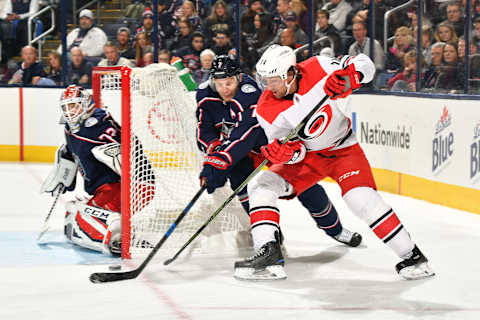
<box><xmin>60</xmin><ymin>85</ymin><xmax>95</xmax><ymax>132</ymax></box>
<box><xmin>255</xmin><ymin>45</ymin><xmax>296</xmax><ymax>88</ymax></box>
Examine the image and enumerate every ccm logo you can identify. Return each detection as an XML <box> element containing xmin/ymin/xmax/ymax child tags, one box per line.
<box><xmin>84</xmin><ymin>207</ymin><xmax>109</xmax><ymax>219</ymax></box>
<box><xmin>338</xmin><ymin>170</ymin><xmax>360</xmax><ymax>182</ymax></box>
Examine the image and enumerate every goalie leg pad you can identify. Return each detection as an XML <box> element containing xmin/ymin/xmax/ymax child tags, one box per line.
<box><xmin>64</xmin><ymin>201</ymin><xmax>121</xmax><ymax>255</ymax></box>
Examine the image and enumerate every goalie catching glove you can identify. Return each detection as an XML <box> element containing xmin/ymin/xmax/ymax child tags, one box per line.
<box><xmin>261</xmin><ymin>138</ymin><xmax>306</xmax><ymax>164</ymax></box>
<box><xmin>324</xmin><ymin>63</ymin><xmax>362</xmax><ymax>100</ymax></box>
<box><xmin>200</xmin><ymin>153</ymin><xmax>230</xmax><ymax>194</ymax></box>
<box><xmin>40</xmin><ymin>144</ymin><xmax>78</xmax><ymax>196</ymax></box>
<box><xmin>91</xmin><ymin>142</ymin><xmax>121</xmax><ymax>176</ymax></box>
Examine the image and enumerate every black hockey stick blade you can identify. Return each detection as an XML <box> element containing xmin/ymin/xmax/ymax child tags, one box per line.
<box><xmin>89</xmin><ymin>269</ymin><xmax>139</xmax><ymax>283</ymax></box>
<box><xmin>89</xmin><ymin>186</ymin><xmax>207</xmax><ymax>283</ymax></box>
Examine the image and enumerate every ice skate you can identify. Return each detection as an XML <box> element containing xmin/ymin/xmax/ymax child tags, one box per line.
<box><xmin>396</xmin><ymin>245</ymin><xmax>435</xmax><ymax>280</ymax></box>
<box><xmin>331</xmin><ymin>227</ymin><xmax>362</xmax><ymax>247</ymax></box>
<box><xmin>108</xmin><ymin>232</ymin><xmax>122</xmax><ymax>257</ymax></box>
<box><xmin>234</xmin><ymin>236</ymin><xmax>286</xmax><ymax>281</ymax></box>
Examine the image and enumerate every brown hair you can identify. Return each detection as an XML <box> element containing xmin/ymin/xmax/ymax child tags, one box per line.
<box><xmin>434</xmin><ymin>22</ymin><xmax>458</xmax><ymax>45</ymax></box>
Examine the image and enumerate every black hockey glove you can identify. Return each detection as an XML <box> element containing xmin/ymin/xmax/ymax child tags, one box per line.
<box><xmin>200</xmin><ymin>153</ymin><xmax>230</xmax><ymax>194</ymax></box>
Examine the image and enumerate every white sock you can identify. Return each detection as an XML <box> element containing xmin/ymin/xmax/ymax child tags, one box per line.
<box><xmin>251</xmin><ymin>224</ymin><xmax>278</xmax><ymax>252</ymax></box>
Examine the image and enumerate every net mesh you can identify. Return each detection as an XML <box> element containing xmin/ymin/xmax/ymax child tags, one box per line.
<box><xmin>93</xmin><ymin>64</ymin><xmax>251</xmax><ymax>257</ymax></box>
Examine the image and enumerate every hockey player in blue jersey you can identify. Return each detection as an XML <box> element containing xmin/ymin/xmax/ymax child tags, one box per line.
<box><xmin>196</xmin><ymin>55</ymin><xmax>362</xmax><ymax>279</ymax></box>
<box><xmin>41</xmin><ymin>85</ymin><xmax>154</xmax><ymax>256</ymax></box>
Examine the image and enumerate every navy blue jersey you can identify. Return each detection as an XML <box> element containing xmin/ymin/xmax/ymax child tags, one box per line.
<box><xmin>195</xmin><ymin>74</ymin><xmax>267</xmax><ymax>169</ymax></box>
<box><xmin>64</xmin><ymin>108</ymin><xmax>121</xmax><ymax>195</ymax></box>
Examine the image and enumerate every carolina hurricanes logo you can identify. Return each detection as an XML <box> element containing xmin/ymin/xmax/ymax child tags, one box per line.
<box><xmin>298</xmin><ymin>104</ymin><xmax>333</xmax><ymax>140</ymax></box>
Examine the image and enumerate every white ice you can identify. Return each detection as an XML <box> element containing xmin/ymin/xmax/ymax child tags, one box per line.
<box><xmin>1</xmin><ymin>162</ymin><xmax>480</xmax><ymax>320</ymax></box>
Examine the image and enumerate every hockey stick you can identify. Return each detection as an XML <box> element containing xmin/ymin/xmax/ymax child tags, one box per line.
<box><xmin>164</xmin><ymin>94</ymin><xmax>331</xmax><ymax>266</ymax></box>
<box><xmin>89</xmin><ymin>185</ymin><xmax>207</xmax><ymax>283</ymax></box>
<box><xmin>37</xmin><ymin>185</ymin><xmax>65</xmax><ymax>241</ymax></box>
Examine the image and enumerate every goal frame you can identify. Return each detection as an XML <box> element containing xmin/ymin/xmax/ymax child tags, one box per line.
<box><xmin>92</xmin><ymin>65</ymin><xmax>251</xmax><ymax>260</ymax></box>
<box><xmin>92</xmin><ymin>66</ymin><xmax>133</xmax><ymax>259</ymax></box>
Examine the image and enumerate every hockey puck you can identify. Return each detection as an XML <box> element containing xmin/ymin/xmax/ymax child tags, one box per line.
<box><xmin>109</xmin><ymin>264</ymin><xmax>122</xmax><ymax>271</ymax></box>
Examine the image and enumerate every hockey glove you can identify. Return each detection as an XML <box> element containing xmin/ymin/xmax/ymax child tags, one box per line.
<box><xmin>91</xmin><ymin>142</ymin><xmax>121</xmax><ymax>176</ymax></box>
<box><xmin>260</xmin><ymin>139</ymin><xmax>306</xmax><ymax>165</ymax></box>
<box><xmin>324</xmin><ymin>63</ymin><xmax>362</xmax><ymax>100</ymax></box>
<box><xmin>40</xmin><ymin>145</ymin><xmax>78</xmax><ymax>196</ymax></box>
<box><xmin>200</xmin><ymin>153</ymin><xmax>230</xmax><ymax>193</ymax></box>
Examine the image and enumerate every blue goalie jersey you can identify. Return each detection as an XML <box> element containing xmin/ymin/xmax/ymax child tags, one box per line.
<box><xmin>64</xmin><ymin>108</ymin><xmax>121</xmax><ymax>195</ymax></box>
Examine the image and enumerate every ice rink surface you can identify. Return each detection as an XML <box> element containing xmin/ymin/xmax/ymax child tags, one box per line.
<box><xmin>1</xmin><ymin>162</ymin><xmax>480</xmax><ymax>320</ymax></box>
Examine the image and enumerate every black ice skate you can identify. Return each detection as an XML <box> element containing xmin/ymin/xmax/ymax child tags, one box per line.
<box><xmin>396</xmin><ymin>245</ymin><xmax>435</xmax><ymax>280</ymax></box>
<box><xmin>331</xmin><ymin>227</ymin><xmax>362</xmax><ymax>247</ymax></box>
<box><xmin>234</xmin><ymin>235</ymin><xmax>286</xmax><ymax>281</ymax></box>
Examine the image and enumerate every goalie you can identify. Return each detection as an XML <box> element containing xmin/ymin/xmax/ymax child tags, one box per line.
<box><xmin>40</xmin><ymin>85</ymin><xmax>153</xmax><ymax>256</ymax></box>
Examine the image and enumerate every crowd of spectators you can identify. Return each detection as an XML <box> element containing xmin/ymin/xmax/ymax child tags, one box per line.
<box><xmin>0</xmin><ymin>0</ymin><xmax>480</xmax><ymax>94</ymax></box>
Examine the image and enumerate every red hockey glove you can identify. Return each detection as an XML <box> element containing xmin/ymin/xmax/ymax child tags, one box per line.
<box><xmin>260</xmin><ymin>139</ymin><xmax>306</xmax><ymax>164</ymax></box>
<box><xmin>324</xmin><ymin>63</ymin><xmax>362</xmax><ymax>100</ymax></box>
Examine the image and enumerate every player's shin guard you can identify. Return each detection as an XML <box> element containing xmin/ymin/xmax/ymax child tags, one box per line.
<box><xmin>237</xmin><ymin>191</ymin><xmax>249</xmax><ymax>214</ymax></box>
<box><xmin>298</xmin><ymin>184</ymin><xmax>343</xmax><ymax>237</ymax></box>
<box><xmin>344</xmin><ymin>187</ymin><xmax>415</xmax><ymax>256</ymax></box>
<box><xmin>344</xmin><ymin>187</ymin><xmax>434</xmax><ymax>279</ymax></box>
<box><xmin>247</xmin><ymin>171</ymin><xmax>287</xmax><ymax>251</ymax></box>
<box><xmin>298</xmin><ymin>184</ymin><xmax>362</xmax><ymax>247</ymax></box>
<box><xmin>249</xmin><ymin>206</ymin><xmax>280</xmax><ymax>252</ymax></box>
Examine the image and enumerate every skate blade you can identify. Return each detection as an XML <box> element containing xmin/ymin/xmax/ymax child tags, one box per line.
<box><xmin>399</xmin><ymin>262</ymin><xmax>435</xmax><ymax>280</ymax></box>
<box><xmin>234</xmin><ymin>265</ymin><xmax>287</xmax><ymax>281</ymax></box>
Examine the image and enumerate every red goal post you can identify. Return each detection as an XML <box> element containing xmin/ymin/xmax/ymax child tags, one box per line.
<box><xmin>92</xmin><ymin>64</ymin><xmax>251</xmax><ymax>259</ymax></box>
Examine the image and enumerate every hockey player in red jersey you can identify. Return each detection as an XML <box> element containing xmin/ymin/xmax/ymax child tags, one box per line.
<box><xmin>40</xmin><ymin>85</ymin><xmax>154</xmax><ymax>256</ymax></box>
<box><xmin>234</xmin><ymin>45</ymin><xmax>435</xmax><ymax>280</ymax></box>
<box><xmin>197</xmin><ymin>55</ymin><xmax>362</xmax><ymax>275</ymax></box>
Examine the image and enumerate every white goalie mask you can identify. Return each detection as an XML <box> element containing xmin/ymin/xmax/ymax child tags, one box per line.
<box><xmin>255</xmin><ymin>45</ymin><xmax>297</xmax><ymax>91</ymax></box>
<box><xmin>60</xmin><ymin>85</ymin><xmax>95</xmax><ymax>133</ymax></box>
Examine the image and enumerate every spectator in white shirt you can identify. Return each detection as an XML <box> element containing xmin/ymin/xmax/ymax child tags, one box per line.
<box><xmin>57</xmin><ymin>9</ymin><xmax>107</xmax><ymax>58</ymax></box>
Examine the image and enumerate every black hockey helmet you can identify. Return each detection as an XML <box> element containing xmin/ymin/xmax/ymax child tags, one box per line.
<box><xmin>210</xmin><ymin>55</ymin><xmax>240</xmax><ymax>79</ymax></box>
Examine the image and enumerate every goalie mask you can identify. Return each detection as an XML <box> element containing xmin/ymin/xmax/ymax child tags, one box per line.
<box><xmin>60</xmin><ymin>85</ymin><xmax>95</xmax><ymax>133</ymax></box>
<box><xmin>255</xmin><ymin>45</ymin><xmax>297</xmax><ymax>93</ymax></box>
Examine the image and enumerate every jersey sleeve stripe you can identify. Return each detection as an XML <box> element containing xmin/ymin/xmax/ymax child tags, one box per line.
<box><xmin>66</xmin><ymin>129</ymin><xmax>106</xmax><ymax>145</ymax></box>
<box><xmin>196</xmin><ymin>108</ymin><xmax>209</xmax><ymax>149</ymax></box>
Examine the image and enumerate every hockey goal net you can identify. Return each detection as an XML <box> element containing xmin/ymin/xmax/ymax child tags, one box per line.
<box><xmin>92</xmin><ymin>64</ymin><xmax>251</xmax><ymax>259</ymax></box>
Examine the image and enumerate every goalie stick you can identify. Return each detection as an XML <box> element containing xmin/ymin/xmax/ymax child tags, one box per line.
<box><xmin>164</xmin><ymin>94</ymin><xmax>331</xmax><ymax>266</ymax></box>
<box><xmin>37</xmin><ymin>185</ymin><xmax>65</xmax><ymax>241</ymax></box>
<box><xmin>89</xmin><ymin>185</ymin><xmax>206</xmax><ymax>283</ymax></box>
